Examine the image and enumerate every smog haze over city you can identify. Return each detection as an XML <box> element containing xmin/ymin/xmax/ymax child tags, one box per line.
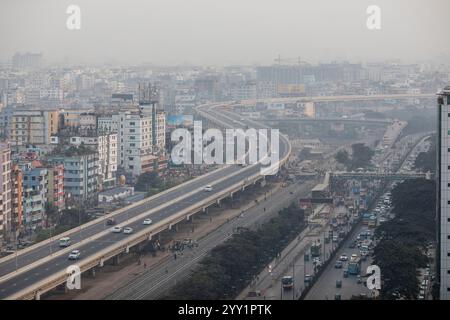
<box><xmin>0</xmin><ymin>0</ymin><xmax>450</xmax><ymax>311</ymax></box>
<box><xmin>1</xmin><ymin>0</ymin><xmax>450</xmax><ymax>65</ymax></box>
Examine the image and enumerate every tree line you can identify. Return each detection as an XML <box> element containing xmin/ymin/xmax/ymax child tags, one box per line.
<box><xmin>162</xmin><ymin>203</ymin><xmax>305</xmax><ymax>300</ymax></box>
<box><xmin>373</xmin><ymin>179</ymin><xmax>435</xmax><ymax>299</ymax></box>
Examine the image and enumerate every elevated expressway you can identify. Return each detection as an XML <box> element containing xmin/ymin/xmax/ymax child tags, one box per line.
<box><xmin>0</xmin><ymin>93</ymin><xmax>429</xmax><ymax>299</ymax></box>
<box><xmin>0</xmin><ymin>101</ymin><xmax>291</xmax><ymax>300</ymax></box>
<box><xmin>237</xmin><ymin>93</ymin><xmax>434</xmax><ymax>106</ymax></box>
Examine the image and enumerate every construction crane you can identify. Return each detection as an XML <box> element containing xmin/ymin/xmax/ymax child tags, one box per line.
<box><xmin>274</xmin><ymin>54</ymin><xmax>310</xmax><ymax>66</ymax></box>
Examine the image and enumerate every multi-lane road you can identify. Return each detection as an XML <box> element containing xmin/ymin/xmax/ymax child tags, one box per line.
<box><xmin>0</xmin><ymin>93</ymin><xmax>430</xmax><ymax>299</ymax></box>
<box><xmin>106</xmin><ymin>180</ymin><xmax>317</xmax><ymax>300</ymax></box>
<box><xmin>0</xmin><ymin>102</ymin><xmax>290</xmax><ymax>299</ymax></box>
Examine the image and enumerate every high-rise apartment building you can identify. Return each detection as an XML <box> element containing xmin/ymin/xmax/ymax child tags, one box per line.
<box><xmin>0</xmin><ymin>142</ymin><xmax>12</xmax><ymax>243</ymax></box>
<box><xmin>118</xmin><ymin>110</ymin><xmax>153</xmax><ymax>178</ymax></box>
<box><xmin>21</xmin><ymin>163</ymin><xmax>48</xmax><ymax>232</ymax></box>
<box><xmin>438</xmin><ymin>86</ymin><xmax>450</xmax><ymax>300</ymax></box>
<box><xmin>10</xmin><ymin>164</ymin><xmax>23</xmax><ymax>237</ymax></box>
<box><xmin>50</xmin><ymin>151</ymin><xmax>100</xmax><ymax>203</ymax></box>
<box><xmin>9</xmin><ymin>110</ymin><xmax>59</xmax><ymax>147</ymax></box>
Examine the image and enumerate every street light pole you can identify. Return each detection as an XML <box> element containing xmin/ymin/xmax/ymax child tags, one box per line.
<box><xmin>15</xmin><ymin>233</ymin><xmax>18</xmax><ymax>271</ymax></box>
<box><xmin>49</xmin><ymin>224</ymin><xmax>53</xmax><ymax>255</ymax></box>
<box><xmin>292</xmin><ymin>261</ymin><xmax>295</xmax><ymax>300</ymax></box>
<box><xmin>280</xmin><ymin>280</ymin><xmax>283</xmax><ymax>300</ymax></box>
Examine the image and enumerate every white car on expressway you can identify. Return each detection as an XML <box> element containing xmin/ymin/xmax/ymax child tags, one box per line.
<box><xmin>143</xmin><ymin>218</ymin><xmax>153</xmax><ymax>225</ymax></box>
<box><xmin>203</xmin><ymin>185</ymin><xmax>213</xmax><ymax>192</ymax></box>
<box><xmin>123</xmin><ymin>227</ymin><xmax>133</xmax><ymax>234</ymax></box>
<box><xmin>111</xmin><ymin>226</ymin><xmax>123</xmax><ymax>233</ymax></box>
<box><xmin>68</xmin><ymin>250</ymin><xmax>81</xmax><ymax>260</ymax></box>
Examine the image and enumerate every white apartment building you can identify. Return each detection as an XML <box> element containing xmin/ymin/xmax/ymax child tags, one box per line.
<box><xmin>118</xmin><ymin>111</ymin><xmax>153</xmax><ymax>177</ymax></box>
<box><xmin>0</xmin><ymin>142</ymin><xmax>12</xmax><ymax>243</ymax></box>
<box><xmin>69</xmin><ymin>133</ymin><xmax>118</xmax><ymax>186</ymax></box>
<box><xmin>438</xmin><ymin>86</ymin><xmax>450</xmax><ymax>300</ymax></box>
<box><xmin>50</xmin><ymin>151</ymin><xmax>100</xmax><ymax>202</ymax></box>
<box><xmin>174</xmin><ymin>90</ymin><xmax>196</xmax><ymax>114</ymax></box>
<box><xmin>97</xmin><ymin>114</ymin><xmax>120</xmax><ymax>134</ymax></box>
<box><xmin>155</xmin><ymin>111</ymin><xmax>166</xmax><ymax>153</ymax></box>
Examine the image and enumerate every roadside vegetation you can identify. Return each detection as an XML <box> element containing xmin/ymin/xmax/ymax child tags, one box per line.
<box><xmin>162</xmin><ymin>203</ymin><xmax>305</xmax><ymax>299</ymax></box>
<box><xmin>35</xmin><ymin>204</ymin><xmax>93</xmax><ymax>243</ymax></box>
<box><xmin>335</xmin><ymin>143</ymin><xmax>374</xmax><ymax>171</ymax></box>
<box><xmin>373</xmin><ymin>179</ymin><xmax>435</xmax><ymax>299</ymax></box>
<box><xmin>135</xmin><ymin>171</ymin><xmax>189</xmax><ymax>196</ymax></box>
<box><xmin>414</xmin><ymin>135</ymin><xmax>436</xmax><ymax>173</ymax></box>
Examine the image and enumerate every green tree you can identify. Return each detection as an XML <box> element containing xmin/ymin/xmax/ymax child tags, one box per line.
<box><xmin>350</xmin><ymin>143</ymin><xmax>374</xmax><ymax>170</ymax></box>
<box><xmin>335</xmin><ymin>149</ymin><xmax>350</xmax><ymax>166</ymax></box>
<box><xmin>135</xmin><ymin>172</ymin><xmax>162</xmax><ymax>192</ymax></box>
<box><xmin>45</xmin><ymin>202</ymin><xmax>59</xmax><ymax>227</ymax></box>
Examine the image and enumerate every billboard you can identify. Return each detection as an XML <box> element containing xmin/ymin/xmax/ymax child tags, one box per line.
<box><xmin>167</xmin><ymin>115</ymin><xmax>194</xmax><ymax>127</ymax></box>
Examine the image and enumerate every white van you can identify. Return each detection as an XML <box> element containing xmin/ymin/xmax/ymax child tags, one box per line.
<box><xmin>59</xmin><ymin>237</ymin><xmax>71</xmax><ymax>247</ymax></box>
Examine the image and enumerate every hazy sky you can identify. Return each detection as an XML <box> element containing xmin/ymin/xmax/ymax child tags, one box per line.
<box><xmin>1</xmin><ymin>0</ymin><xmax>450</xmax><ymax>66</ymax></box>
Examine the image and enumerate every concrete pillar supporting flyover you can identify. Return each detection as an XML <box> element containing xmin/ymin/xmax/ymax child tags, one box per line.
<box><xmin>113</xmin><ymin>254</ymin><xmax>121</xmax><ymax>266</ymax></box>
